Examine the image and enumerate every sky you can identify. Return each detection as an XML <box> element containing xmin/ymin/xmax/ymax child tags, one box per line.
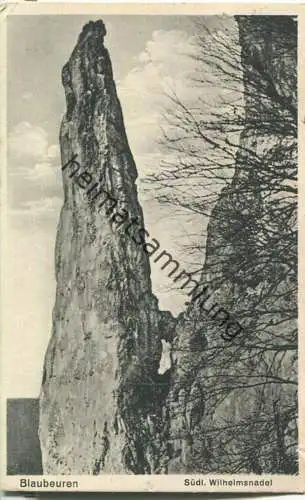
<box><xmin>4</xmin><ymin>14</ymin><xmax>238</xmax><ymax>397</ymax></box>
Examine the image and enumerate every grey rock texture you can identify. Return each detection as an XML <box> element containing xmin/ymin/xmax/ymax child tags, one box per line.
<box><xmin>40</xmin><ymin>17</ymin><xmax>297</xmax><ymax>475</ymax></box>
<box><xmin>7</xmin><ymin>399</ymin><xmax>42</xmax><ymax>475</ymax></box>
<box><xmin>165</xmin><ymin>15</ymin><xmax>297</xmax><ymax>474</ymax></box>
<box><xmin>39</xmin><ymin>20</ymin><xmax>170</xmax><ymax>474</ymax></box>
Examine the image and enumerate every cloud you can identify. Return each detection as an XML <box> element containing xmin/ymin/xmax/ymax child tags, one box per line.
<box><xmin>8</xmin><ymin>122</ymin><xmax>60</xmax><ymax>166</ymax></box>
<box><xmin>47</xmin><ymin>144</ymin><xmax>60</xmax><ymax>159</ymax></box>
<box><xmin>117</xmin><ymin>30</ymin><xmax>201</xmax><ymax>181</ymax></box>
<box><xmin>11</xmin><ymin>161</ymin><xmax>61</xmax><ymax>185</ymax></box>
<box><xmin>114</xmin><ymin>28</ymin><xmax>241</xmax><ymax>313</ymax></box>
<box><xmin>22</xmin><ymin>91</ymin><xmax>33</xmax><ymax>101</ymax></box>
<box><xmin>8</xmin><ymin>122</ymin><xmax>49</xmax><ymax>161</ymax></box>
<box><xmin>29</xmin><ymin>161</ymin><xmax>55</xmax><ymax>180</ymax></box>
<box><xmin>117</xmin><ymin>26</ymin><xmax>240</xmax><ymax>182</ymax></box>
<box><xmin>116</xmin><ymin>28</ymin><xmax>235</xmax><ymax>182</ymax></box>
<box><xmin>8</xmin><ymin>122</ymin><xmax>62</xmax><ymax>217</ymax></box>
<box><xmin>7</xmin><ymin>122</ymin><xmax>62</xmax><ymax>223</ymax></box>
<box><xmin>123</xmin><ymin>30</ymin><xmax>198</xmax><ymax>95</ymax></box>
<box><xmin>118</xmin><ymin>29</ymin><xmax>198</xmax><ymax>111</ymax></box>
<box><xmin>11</xmin><ymin>196</ymin><xmax>62</xmax><ymax>217</ymax></box>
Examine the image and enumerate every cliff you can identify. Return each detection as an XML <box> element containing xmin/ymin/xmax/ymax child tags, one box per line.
<box><xmin>165</xmin><ymin>15</ymin><xmax>297</xmax><ymax>473</ymax></box>
<box><xmin>39</xmin><ymin>16</ymin><xmax>297</xmax><ymax>475</ymax></box>
<box><xmin>39</xmin><ymin>20</ymin><xmax>172</xmax><ymax>474</ymax></box>
<box><xmin>7</xmin><ymin>399</ymin><xmax>42</xmax><ymax>475</ymax></box>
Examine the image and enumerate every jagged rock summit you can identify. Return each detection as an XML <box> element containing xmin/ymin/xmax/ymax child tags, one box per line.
<box><xmin>39</xmin><ymin>20</ymin><xmax>170</xmax><ymax>474</ymax></box>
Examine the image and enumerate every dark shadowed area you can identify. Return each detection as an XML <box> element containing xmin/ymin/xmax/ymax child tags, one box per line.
<box><xmin>7</xmin><ymin>398</ymin><xmax>42</xmax><ymax>475</ymax></box>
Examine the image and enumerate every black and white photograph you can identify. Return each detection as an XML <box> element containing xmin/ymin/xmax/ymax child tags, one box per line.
<box><xmin>1</xmin><ymin>3</ymin><xmax>304</xmax><ymax>493</ymax></box>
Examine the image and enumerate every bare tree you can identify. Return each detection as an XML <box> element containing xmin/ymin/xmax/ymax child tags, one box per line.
<box><xmin>150</xmin><ymin>16</ymin><xmax>298</xmax><ymax>474</ymax></box>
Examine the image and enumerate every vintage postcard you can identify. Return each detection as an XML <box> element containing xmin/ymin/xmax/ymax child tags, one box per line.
<box><xmin>0</xmin><ymin>2</ymin><xmax>304</xmax><ymax>493</ymax></box>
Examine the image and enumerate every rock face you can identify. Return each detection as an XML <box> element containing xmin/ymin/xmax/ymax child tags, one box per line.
<box><xmin>165</xmin><ymin>15</ymin><xmax>297</xmax><ymax>474</ymax></box>
<box><xmin>7</xmin><ymin>399</ymin><xmax>42</xmax><ymax>475</ymax></box>
<box><xmin>40</xmin><ymin>17</ymin><xmax>297</xmax><ymax>475</ymax></box>
<box><xmin>39</xmin><ymin>20</ymin><xmax>169</xmax><ymax>474</ymax></box>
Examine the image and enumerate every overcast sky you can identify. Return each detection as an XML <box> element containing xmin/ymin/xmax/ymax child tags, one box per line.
<box><xmin>4</xmin><ymin>14</ymin><xmax>238</xmax><ymax>397</ymax></box>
